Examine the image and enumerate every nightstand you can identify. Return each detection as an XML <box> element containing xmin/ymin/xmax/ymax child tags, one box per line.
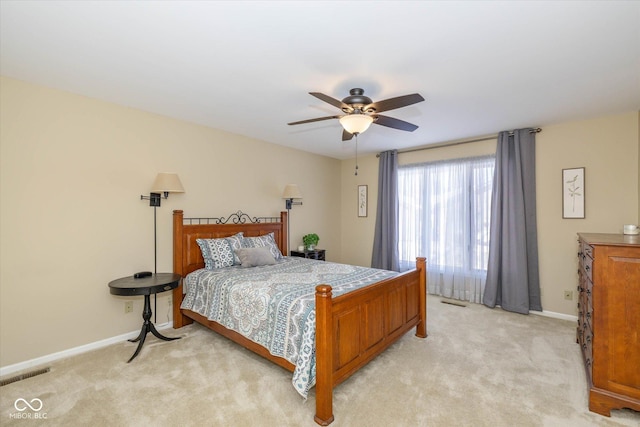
<box><xmin>290</xmin><ymin>249</ymin><xmax>326</xmax><ymax>261</ymax></box>
<box><xmin>108</xmin><ymin>273</ymin><xmax>181</xmax><ymax>362</ymax></box>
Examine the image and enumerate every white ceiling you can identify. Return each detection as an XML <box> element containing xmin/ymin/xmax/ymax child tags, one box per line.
<box><xmin>1</xmin><ymin>1</ymin><xmax>639</xmax><ymax>159</ymax></box>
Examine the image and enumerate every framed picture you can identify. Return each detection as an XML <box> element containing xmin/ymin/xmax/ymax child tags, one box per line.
<box><xmin>562</xmin><ymin>167</ymin><xmax>585</xmax><ymax>219</ymax></box>
<box><xmin>358</xmin><ymin>185</ymin><xmax>368</xmax><ymax>217</ymax></box>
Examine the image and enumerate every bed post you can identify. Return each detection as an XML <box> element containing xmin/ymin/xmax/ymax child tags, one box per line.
<box><xmin>280</xmin><ymin>210</ymin><xmax>288</xmax><ymax>256</ymax></box>
<box><xmin>172</xmin><ymin>210</ymin><xmax>189</xmax><ymax>329</ymax></box>
<box><xmin>415</xmin><ymin>257</ymin><xmax>427</xmax><ymax>338</ymax></box>
<box><xmin>314</xmin><ymin>284</ymin><xmax>334</xmax><ymax>426</ymax></box>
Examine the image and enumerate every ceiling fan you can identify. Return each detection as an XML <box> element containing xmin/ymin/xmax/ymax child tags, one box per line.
<box><xmin>288</xmin><ymin>88</ymin><xmax>425</xmax><ymax>141</ymax></box>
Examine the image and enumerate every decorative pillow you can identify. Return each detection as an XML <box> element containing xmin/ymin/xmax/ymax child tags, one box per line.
<box><xmin>196</xmin><ymin>232</ymin><xmax>244</xmax><ymax>269</ymax></box>
<box><xmin>234</xmin><ymin>247</ymin><xmax>277</xmax><ymax>268</ymax></box>
<box><xmin>225</xmin><ymin>232</ymin><xmax>245</xmax><ymax>265</ymax></box>
<box><xmin>242</xmin><ymin>232</ymin><xmax>283</xmax><ymax>259</ymax></box>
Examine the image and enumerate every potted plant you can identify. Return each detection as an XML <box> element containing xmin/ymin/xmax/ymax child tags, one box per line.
<box><xmin>302</xmin><ymin>233</ymin><xmax>319</xmax><ymax>251</ymax></box>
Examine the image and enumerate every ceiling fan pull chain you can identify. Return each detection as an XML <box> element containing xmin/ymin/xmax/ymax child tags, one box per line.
<box><xmin>354</xmin><ymin>134</ymin><xmax>359</xmax><ymax>176</ymax></box>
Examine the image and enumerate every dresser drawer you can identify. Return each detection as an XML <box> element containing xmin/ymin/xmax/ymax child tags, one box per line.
<box><xmin>582</xmin><ymin>327</ymin><xmax>593</xmax><ymax>380</ymax></box>
<box><xmin>584</xmin><ymin>308</ymin><xmax>592</xmax><ymax>337</ymax></box>
<box><xmin>582</xmin><ymin>253</ymin><xmax>593</xmax><ymax>282</ymax></box>
<box><xmin>582</xmin><ymin>242</ymin><xmax>594</xmax><ymax>259</ymax></box>
<box><xmin>578</xmin><ymin>293</ymin><xmax>592</xmax><ymax>323</ymax></box>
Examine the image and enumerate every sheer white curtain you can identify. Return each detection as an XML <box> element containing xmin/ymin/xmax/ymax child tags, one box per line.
<box><xmin>398</xmin><ymin>155</ymin><xmax>494</xmax><ymax>303</ymax></box>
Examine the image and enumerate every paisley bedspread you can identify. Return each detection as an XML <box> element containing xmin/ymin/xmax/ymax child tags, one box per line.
<box><xmin>181</xmin><ymin>257</ymin><xmax>398</xmax><ymax>398</ymax></box>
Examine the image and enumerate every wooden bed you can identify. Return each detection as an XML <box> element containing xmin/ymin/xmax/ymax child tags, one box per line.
<box><xmin>172</xmin><ymin>209</ymin><xmax>427</xmax><ymax>425</ymax></box>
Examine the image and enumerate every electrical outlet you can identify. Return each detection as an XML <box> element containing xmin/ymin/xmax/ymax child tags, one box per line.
<box><xmin>125</xmin><ymin>301</ymin><xmax>133</xmax><ymax>314</ymax></box>
<box><xmin>564</xmin><ymin>290</ymin><xmax>573</xmax><ymax>300</ymax></box>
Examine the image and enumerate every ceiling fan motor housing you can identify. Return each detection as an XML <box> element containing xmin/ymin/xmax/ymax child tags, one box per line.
<box><xmin>341</xmin><ymin>88</ymin><xmax>374</xmax><ymax>113</ymax></box>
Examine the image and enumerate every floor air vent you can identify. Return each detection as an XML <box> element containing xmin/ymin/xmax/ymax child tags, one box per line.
<box><xmin>0</xmin><ymin>367</ymin><xmax>50</xmax><ymax>387</ymax></box>
<box><xmin>440</xmin><ymin>299</ymin><xmax>468</xmax><ymax>307</ymax></box>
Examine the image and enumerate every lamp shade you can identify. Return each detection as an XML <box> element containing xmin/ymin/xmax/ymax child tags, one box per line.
<box><xmin>282</xmin><ymin>184</ymin><xmax>302</xmax><ymax>199</ymax></box>
<box><xmin>339</xmin><ymin>114</ymin><xmax>374</xmax><ymax>135</ymax></box>
<box><xmin>151</xmin><ymin>173</ymin><xmax>185</xmax><ymax>193</ymax></box>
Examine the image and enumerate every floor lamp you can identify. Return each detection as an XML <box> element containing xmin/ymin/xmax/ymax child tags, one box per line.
<box><xmin>140</xmin><ymin>173</ymin><xmax>185</xmax><ymax>320</ymax></box>
<box><xmin>282</xmin><ymin>184</ymin><xmax>302</xmax><ymax>255</ymax></box>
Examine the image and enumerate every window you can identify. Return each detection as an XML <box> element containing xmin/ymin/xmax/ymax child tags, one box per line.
<box><xmin>397</xmin><ymin>155</ymin><xmax>495</xmax><ymax>303</ymax></box>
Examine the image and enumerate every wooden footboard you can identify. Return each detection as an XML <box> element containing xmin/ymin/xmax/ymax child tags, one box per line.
<box><xmin>171</xmin><ymin>210</ymin><xmax>427</xmax><ymax>426</ymax></box>
<box><xmin>314</xmin><ymin>257</ymin><xmax>426</xmax><ymax>425</ymax></box>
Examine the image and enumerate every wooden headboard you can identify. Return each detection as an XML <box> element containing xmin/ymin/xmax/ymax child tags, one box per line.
<box><xmin>172</xmin><ymin>210</ymin><xmax>288</xmax><ymax>278</ymax></box>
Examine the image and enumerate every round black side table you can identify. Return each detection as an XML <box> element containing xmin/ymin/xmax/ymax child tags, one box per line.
<box><xmin>108</xmin><ymin>273</ymin><xmax>181</xmax><ymax>362</ymax></box>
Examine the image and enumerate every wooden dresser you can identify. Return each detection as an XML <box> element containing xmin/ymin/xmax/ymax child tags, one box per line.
<box><xmin>576</xmin><ymin>233</ymin><xmax>640</xmax><ymax>416</ymax></box>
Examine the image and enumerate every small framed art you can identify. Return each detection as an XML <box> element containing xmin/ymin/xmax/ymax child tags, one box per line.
<box><xmin>562</xmin><ymin>167</ymin><xmax>585</xmax><ymax>219</ymax></box>
<box><xmin>358</xmin><ymin>185</ymin><xmax>368</xmax><ymax>217</ymax></box>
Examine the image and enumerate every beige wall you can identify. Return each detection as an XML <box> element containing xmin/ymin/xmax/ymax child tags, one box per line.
<box><xmin>0</xmin><ymin>77</ymin><xmax>342</xmax><ymax>367</ymax></box>
<box><xmin>339</xmin><ymin>155</ymin><xmax>379</xmax><ymax>267</ymax></box>
<box><xmin>536</xmin><ymin>112</ymin><xmax>639</xmax><ymax>314</ymax></box>
<box><xmin>341</xmin><ymin>112</ymin><xmax>640</xmax><ymax>316</ymax></box>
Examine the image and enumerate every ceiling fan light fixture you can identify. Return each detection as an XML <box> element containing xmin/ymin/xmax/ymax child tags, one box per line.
<box><xmin>339</xmin><ymin>114</ymin><xmax>374</xmax><ymax>135</ymax></box>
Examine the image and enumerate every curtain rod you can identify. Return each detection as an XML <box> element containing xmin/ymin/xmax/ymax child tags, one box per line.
<box><xmin>377</xmin><ymin>127</ymin><xmax>542</xmax><ymax>157</ymax></box>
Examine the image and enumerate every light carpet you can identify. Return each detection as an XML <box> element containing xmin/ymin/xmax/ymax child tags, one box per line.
<box><xmin>1</xmin><ymin>296</ymin><xmax>638</xmax><ymax>426</ymax></box>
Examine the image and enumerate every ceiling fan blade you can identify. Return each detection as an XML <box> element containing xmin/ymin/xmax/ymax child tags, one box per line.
<box><xmin>373</xmin><ymin>115</ymin><xmax>419</xmax><ymax>132</ymax></box>
<box><xmin>365</xmin><ymin>93</ymin><xmax>425</xmax><ymax>113</ymax></box>
<box><xmin>309</xmin><ymin>92</ymin><xmax>353</xmax><ymax>112</ymax></box>
<box><xmin>342</xmin><ymin>129</ymin><xmax>354</xmax><ymax>141</ymax></box>
<box><xmin>288</xmin><ymin>115</ymin><xmax>341</xmax><ymax>126</ymax></box>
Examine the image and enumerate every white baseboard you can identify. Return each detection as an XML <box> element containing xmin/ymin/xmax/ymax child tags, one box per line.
<box><xmin>0</xmin><ymin>322</ymin><xmax>173</xmax><ymax>378</ymax></box>
<box><xmin>530</xmin><ymin>309</ymin><xmax>577</xmax><ymax>322</ymax></box>
<box><xmin>433</xmin><ymin>295</ymin><xmax>578</xmax><ymax>322</ymax></box>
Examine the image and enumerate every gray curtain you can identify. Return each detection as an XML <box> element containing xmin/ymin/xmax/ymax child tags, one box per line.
<box><xmin>483</xmin><ymin>129</ymin><xmax>542</xmax><ymax>314</ymax></box>
<box><xmin>371</xmin><ymin>150</ymin><xmax>399</xmax><ymax>271</ymax></box>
